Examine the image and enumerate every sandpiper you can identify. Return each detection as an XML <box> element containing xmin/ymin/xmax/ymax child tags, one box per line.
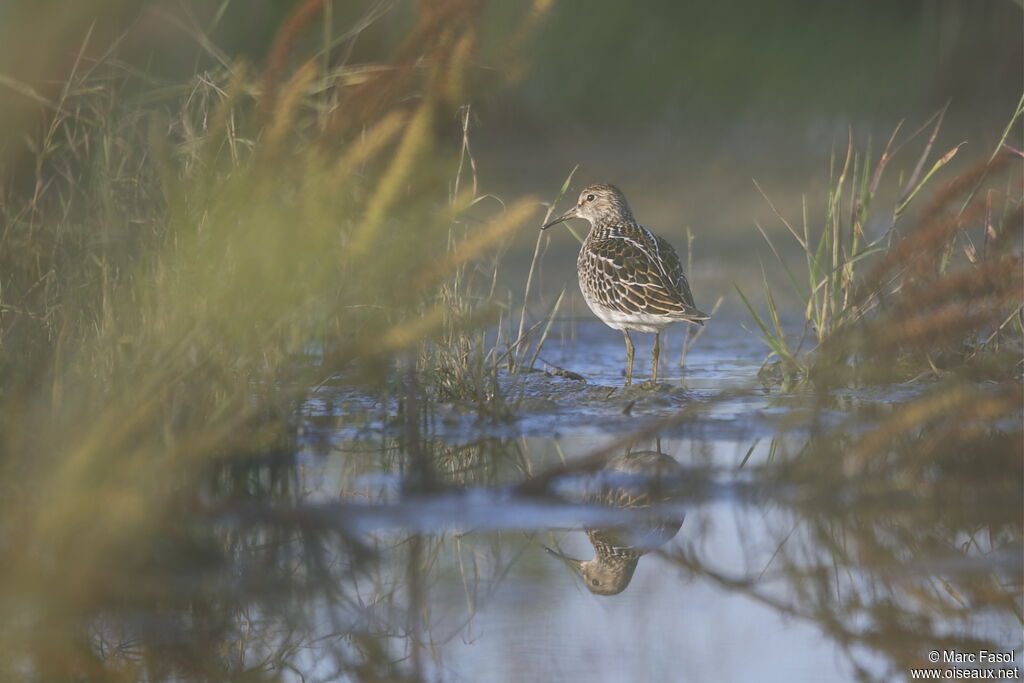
<box><xmin>542</xmin><ymin>184</ymin><xmax>709</xmax><ymax>385</ymax></box>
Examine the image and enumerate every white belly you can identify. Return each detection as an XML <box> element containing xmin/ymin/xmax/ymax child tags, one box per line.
<box><xmin>583</xmin><ymin>298</ymin><xmax>676</xmax><ymax>334</ymax></box>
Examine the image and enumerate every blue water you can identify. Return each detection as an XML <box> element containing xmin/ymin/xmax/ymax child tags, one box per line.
<box><xmin>283</xmin><ymin>316</ymin><xmax>1021</xmax><ymax>683</ymax></box>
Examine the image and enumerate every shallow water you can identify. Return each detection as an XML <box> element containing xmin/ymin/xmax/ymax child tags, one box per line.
<box><xmin>91</xmin><ymin>318</ymin><xmax>1022</xmax><ymax>682</ymax></box>
<box><xmin>249</xmin><ymin>318</ymin><xmax>1023</xmax><ymax>682</ymax></box>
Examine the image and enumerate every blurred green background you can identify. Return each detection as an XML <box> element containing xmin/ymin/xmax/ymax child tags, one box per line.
<box><xmin>477</xmin><ymin>0</ymin><xmax>1023</xmax><ymax>309</ymax></box>
<box><xmin>4</xmin><ymin>2</ymin><xmax>1018</xmax><ymax>173</ymax></box>
<box><xmin>0</xmin><ymin>0</ymin><xmax>1020</xmax><ymax>308</ymax></box>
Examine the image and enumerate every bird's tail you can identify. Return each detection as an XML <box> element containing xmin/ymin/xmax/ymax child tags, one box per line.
<box><xmin>671</xmin><ymin>305</ymin><xmax>711</xmax><ymax>325</ymax></box>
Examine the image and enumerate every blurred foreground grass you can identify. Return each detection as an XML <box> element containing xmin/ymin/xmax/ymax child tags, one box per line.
<box><xmin>0</xmin><ymin>1</ymin><xmax>548</xmax><ymax>678</ymax></box>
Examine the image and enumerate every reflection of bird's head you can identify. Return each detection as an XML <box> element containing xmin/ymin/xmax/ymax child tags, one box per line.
<box><xmin>545</xmin><ymin>542</ymin><xmax>640</xmax><ymax>596</ymax></box>
<box><xmin>580</xmin><ymin>555</ymin><xmax>638</xmax><ymax>596</ymax></box>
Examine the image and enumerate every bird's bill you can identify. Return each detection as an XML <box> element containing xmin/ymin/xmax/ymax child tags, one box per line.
<box><xmin>543</xmin><ymin>545</ymin><xmax>583</xmax><ymax>571</ymax></box>
<box><xmin>540</xmin><ymin>206</ymin><xmax>577</xmax><ymax>230</ymax></box>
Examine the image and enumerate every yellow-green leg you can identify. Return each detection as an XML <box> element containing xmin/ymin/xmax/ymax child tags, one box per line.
<box><xmin>652</xmin><ymin>332</ymin><xmax>661</xmax><ymax>384</ymax></box>
<box><xmin>623</xmin><ymin>330</ymin><xmax>635</xmax><ymax>386</ymax></box>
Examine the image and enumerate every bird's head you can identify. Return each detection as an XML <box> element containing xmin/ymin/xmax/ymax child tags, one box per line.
<box><xmin>541</xmin><ymin>183</ymin><xmax>633</xmax><ymax>230</ymax></box>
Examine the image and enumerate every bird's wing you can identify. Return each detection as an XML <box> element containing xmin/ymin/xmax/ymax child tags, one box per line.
<box><xmin>584</xmin><ymin>230</ymin><xmax>708</xmax><ymax>321</ymax></box>
<box><xmin>653</xmin><ymin>234</ymin><xmax>699</xmax><ymax>310</ymax></box>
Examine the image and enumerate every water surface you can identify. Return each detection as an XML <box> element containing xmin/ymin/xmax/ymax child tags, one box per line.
<box><xmin>263</xmin><ymin>318</ymin><xmax>1022</xmax><ymax>682</ymax></box>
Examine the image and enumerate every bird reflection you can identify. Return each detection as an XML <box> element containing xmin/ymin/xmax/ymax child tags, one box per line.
<box><xmin>547</xmin><ymin>450</ymin><xmax>685</xmax><ymax>595</ymax></box>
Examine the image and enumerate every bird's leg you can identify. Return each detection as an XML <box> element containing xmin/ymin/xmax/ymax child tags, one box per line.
<box><xmin>652</xmin><ymin>332</ymin><xmax>661</xmax><ymax>384</ymax></box>
<box><xmin>623</xmin><ymin>330</ymin><xmax>635</xmax><ymax>386</ymax></box>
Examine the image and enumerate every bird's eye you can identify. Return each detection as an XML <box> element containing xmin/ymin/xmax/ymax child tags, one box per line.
<box><xmin>586</xmin><ymin>194</ymin><xmax>595</xmax><ymax>202</ymax></box>
<box><xmin>591</xmin><ymin>579</ymin><xmax>599</xmax><ymax>586</ymax></box>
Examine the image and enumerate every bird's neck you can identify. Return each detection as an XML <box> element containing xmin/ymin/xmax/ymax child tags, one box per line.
<box><xmin>587</xmin><ymin>532</ymin><xmax>644</xmax><ymax>561</ymax></box>
<box><xmin>588</xmin><ymin>216</ymin><xmax>640</xmax><ymax>241</ymax></box>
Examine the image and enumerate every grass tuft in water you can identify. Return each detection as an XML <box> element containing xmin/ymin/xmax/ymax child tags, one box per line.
<box><xmin>739</xmin><ymin>97</ymin><xmax>1023</xmax><ymax>388</ymax></box>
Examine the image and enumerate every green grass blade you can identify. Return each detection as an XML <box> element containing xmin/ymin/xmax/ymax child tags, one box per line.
<box><xmin>735</xmin><ymin>284</ymin><xmax>796</xmax><ymax>364</ymax></box>
<box><xmin>527</xmin><ymin>287</ymin><xmax>565</xmax><ymax>371</ymax></box>
<box><xmin>754</xmin><ymin>220</ymin><xmax>807</xmax><ymax>300</ymax></box>
<box><xmin>895</xmin><ymin>142</ymin><xmax>965</xmax><ymax>219</ymax></box>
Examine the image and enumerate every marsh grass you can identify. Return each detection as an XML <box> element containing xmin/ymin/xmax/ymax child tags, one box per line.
<box><xmin>720</xmin><ymin>93</ymin><xmax>1024</xmax><ymax>675</ymax></box>
<box><xmin>739</xmin><ymin>97</ymin><xmax>1023</xmax><ymax>386</ymax></box>
<box><xmin>0</xmin><ymin>1</ymin><xmax>551</xmax><ymax>678</ymax></box>
<box><xmin>724</xmin><ymin>105</ymin><xmax>1023</xmax><ymax>678</ymax></box>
